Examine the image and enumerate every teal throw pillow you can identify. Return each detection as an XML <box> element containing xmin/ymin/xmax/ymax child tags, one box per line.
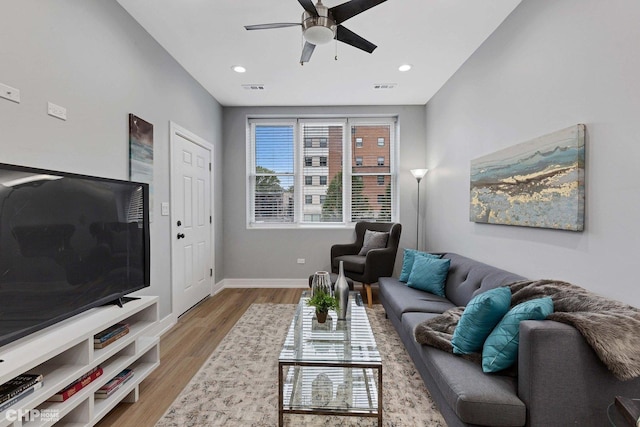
<box><xmin>482</xmin><ymin>297</ymin><xmax>554</xmax><ymax>373</ymax></box>
<box><xmin>399</xmin><ymin>249</ymin><xmax>441</xmax><ymax>282</ymax></box>
<box><xmin>406</xmin><ymin>256</ymin><xmax>450</xmax><ymax>297</ymax></box>
<box><xmin>452</xmin><ymin>287</ymin><xmax>512</xmax><ymax>355</ymax></box>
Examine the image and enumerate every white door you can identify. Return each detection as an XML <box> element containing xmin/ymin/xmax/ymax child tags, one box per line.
<box><xmin>171</xmin><ymin>124</ymin><xmax>213</xmax><ymax>317</ymax></box>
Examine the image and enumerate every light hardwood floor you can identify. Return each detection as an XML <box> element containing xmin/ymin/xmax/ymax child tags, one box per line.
<box><xmin>96</xmin><ymin>288</ymin><xmax>301</xmax><ymax>427</ymax></box>
<box><xmin>96</xmin><ymin>286</ymin><xmax>376</xmax><ymax>427</ymax></box>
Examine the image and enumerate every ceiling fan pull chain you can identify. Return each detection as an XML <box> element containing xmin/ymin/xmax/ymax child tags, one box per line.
<box><xmin>335</xmin><ymin>39</ymin><xmax>338</xmax><ymax>61</ymax></box>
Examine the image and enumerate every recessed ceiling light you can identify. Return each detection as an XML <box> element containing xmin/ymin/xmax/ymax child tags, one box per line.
<box><xmin>232</xmin><ymin>65</ymin><xmax>246</xmax><ymax>73</ymax></box>
<box><xmin>398</xmin><ymin>64</ymin><xmax>412</xmax><ymax>72</ymax></box>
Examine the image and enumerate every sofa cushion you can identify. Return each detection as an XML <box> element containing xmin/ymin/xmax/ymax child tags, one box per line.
<box><xmin>407</xmin><ymin>256</ymin><xmax>450</xmax><ymax>297</ymax></box>
<box><xmin>401</xmin><ymin>314</ymin><xmax>525</xmax><ymax>426</ymax></box>
<box><xmin>483</xmin><ymin>297</ymin><xmax>554</xmax><ymax>373</ymax></box>
<box><xmin>399</xmin><ymin>249</ymin><xmax>441</xmax><ymax>282</ymax></box>
<box><xmin>357</xmin><ymin>230</ymin><xmax>389</xmax><ymax>255</ymax></box>
<box><xmin>452</xmin><ymin>287</ymin><xmax>512</xmax><ymax>355</ymax></box>
<box><xmin>379</xmin><ymin>277</ymin><xmax>456</xmax><ymax>315</ymax></box>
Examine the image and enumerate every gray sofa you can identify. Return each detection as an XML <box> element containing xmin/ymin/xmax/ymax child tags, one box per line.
<box><xmin>379</xmin><ymin>252</ymin><xmax>640</xmax><ymax>426</ymax></box>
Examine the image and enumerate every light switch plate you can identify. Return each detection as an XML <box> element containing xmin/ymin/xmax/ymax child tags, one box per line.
<box><xmin>0</xmin><ymin>83</ymin><xmax>20</xmax><ymax>103</ymax></box>
<box><xmin>161</xmin><ymin>202</ymin><xmax>170</xmax><ymax>216</ymax></box>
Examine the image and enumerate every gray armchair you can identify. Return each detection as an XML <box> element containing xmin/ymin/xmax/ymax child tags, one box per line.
<box><xmin>331</xmin><ymin>221</ymin><xmax>402</xmax><ymax>307</ymax></box>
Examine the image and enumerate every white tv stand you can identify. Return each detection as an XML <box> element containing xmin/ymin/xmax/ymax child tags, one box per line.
<box><xmin>0</xmin><ymin>296</ymin><xmax>160</xmax><ymax>426</ymax></box>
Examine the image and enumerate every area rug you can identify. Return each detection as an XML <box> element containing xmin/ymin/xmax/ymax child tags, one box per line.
<box><xmin>156</xmin><ymin>303</ymin><xmax>445</xmax><ymax>426</ymax></box>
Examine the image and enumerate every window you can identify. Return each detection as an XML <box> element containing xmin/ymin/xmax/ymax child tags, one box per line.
<box><xmin>248</xmin><ymin>117</ymin><xmax>396</xmax><ymax>227</ymax></box>
<box><xmin>378</xmin><ymin>137</ymin><xmax>385</xmax><ymax>147</ymax></box>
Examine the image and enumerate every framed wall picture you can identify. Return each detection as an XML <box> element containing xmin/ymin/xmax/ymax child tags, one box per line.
<box><xmin>129</xmin><ymin>114</ymin><xmax>154</xmax><ymax>219</ymax></box>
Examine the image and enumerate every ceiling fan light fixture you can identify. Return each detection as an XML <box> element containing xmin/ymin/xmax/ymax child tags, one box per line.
<box><xmin>398</xmin><ymin>64</ymin><xmax>412</xmax><ymax>72</ymax></box>
<box><xmin>231</xmin><ymin>65</ymin><xmax>246</xmax><ymax>73</ymax></box>
<box><xmin>303</xmin><ymin>25</ymin><xmax>335</xmax><ymax>45</ymax></box>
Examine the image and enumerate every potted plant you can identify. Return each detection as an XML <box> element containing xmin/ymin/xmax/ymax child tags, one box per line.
<box><xmin>307</xmin><ymin>291</ymin><xmax>339</xmax><ymax>323</ymax></box>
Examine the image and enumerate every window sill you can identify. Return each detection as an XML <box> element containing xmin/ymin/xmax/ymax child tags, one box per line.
<box><xmin>247</xmin><ymin>222</ymin><xmax>355</xmax><ymax>230</ymax></box>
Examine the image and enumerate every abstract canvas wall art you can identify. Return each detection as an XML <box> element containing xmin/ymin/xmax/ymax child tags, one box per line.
<box><xmin>470</xmin><ymin>124</ymin><xmax>585</xmax><ymax>231</ymax></box>
<box><xmin>129</xmin><ymin>114</ymin><xmax>154</xmax><ymax>217</ymax></box>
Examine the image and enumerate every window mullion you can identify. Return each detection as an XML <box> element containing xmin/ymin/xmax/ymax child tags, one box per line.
<box><xmin>344</xmin><ymin>121</ymin><xmax>352</xmax><ymax>224</ymax></box>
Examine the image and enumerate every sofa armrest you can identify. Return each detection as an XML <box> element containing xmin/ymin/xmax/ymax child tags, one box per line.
<box><xmin>518</xmin><ymin>320</ymin><xmax>640</xmax><ymax>426</ymax></box>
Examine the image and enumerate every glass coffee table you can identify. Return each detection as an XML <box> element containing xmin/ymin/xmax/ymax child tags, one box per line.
<box><xmin>278</xmin><ymin>291</ymin><xmax>382</xmax><ymax>426</ymax></box>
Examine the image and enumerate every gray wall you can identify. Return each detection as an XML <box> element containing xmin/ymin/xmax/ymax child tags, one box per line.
<box><xmin>223</xmin><ymin>105</ymin><xmax>426</xmax><ymax>279</ymax></box>
<box><xmin>424</xmin><ymin>0</ymin><xmax>640</xmax><ymax>307</ymax></box>
<box><xmin>0</xmin><ymin>0</ymin><xmax>224</xmax><ymax>318</ymax></box>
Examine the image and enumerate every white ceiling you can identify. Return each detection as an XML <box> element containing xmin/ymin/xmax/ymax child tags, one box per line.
<box><xmin>116</xmin><ymin>0</ymin><xmax>521</xmax><ymax>107</ymax></box>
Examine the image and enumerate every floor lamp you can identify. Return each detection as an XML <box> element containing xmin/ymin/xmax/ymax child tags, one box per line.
<box><xmin>410</xmin><ymin>168</ymin><xmax>429</xmax><ymax>250</ymax></box>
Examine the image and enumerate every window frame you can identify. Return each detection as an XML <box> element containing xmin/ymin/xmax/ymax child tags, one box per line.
<box><xmin>247</xmin><ymin>116</ymin><xmax>398</xmax><ymax>229</ymax></box>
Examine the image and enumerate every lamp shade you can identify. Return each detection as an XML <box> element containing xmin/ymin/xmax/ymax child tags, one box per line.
<box><xmin>410</xmin><ymin>168</ymin><xmax>429</xmax><ymax>180</ymax></box>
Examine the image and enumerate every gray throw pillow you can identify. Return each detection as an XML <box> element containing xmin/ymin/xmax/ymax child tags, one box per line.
<box><xmin>358</xmin><ymin>230</ymin><xmax>389</xmax><ymax>255</ymax></box>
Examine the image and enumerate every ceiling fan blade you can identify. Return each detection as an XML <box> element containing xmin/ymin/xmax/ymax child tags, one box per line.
<box><xmin>298</xmin><ymin>0</ymin><xmax>318</xmax><ymax>16</ymax></box>
<box><xmin>300</xmin><ymin>41</ymin><xmax>316</xmax><ymax>63</ymax></box>
<box><xmin>335</xmin><ymin>25</ymin><xmax>376</xmax><ymax>53</ymax></box>
<box><xmin>329</xmin><ymin>0</ymin><xmax>387</xmax><ymax>24</ymax></box>
<box><xmin>244</xmin><ymin>23</ymin><xmax>301</xmax><ymax>30</ymax></box>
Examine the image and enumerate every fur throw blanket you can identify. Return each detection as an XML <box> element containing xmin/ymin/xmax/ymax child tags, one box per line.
<box><xmin>415</xmin><ymin>279</ymin><xmax>640</xmax><ymax>380</ymax></box>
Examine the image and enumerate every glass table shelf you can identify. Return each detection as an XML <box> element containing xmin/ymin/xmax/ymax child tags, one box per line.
<box><xmin>278</xmin><ymin>291</ymin><xmax>382</xmax><ymax>426</ymax></box>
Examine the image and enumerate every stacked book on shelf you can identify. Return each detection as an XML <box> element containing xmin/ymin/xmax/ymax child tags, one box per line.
<box><xmin>95</xmin><ymin>369</ymin><xmax>134</xmax><ymax>399</ymax></box>
<box><xmin>94</xmin><ymin>323</ymin><xmax>129</xmax><ymax>349</ymax></box>
<box><xmin>47</xmin><ymin>366</ymin><xmax>104</xmax><ymax>402</ymax></box>
<box><xmin>0</xmin><ymin>373</ymin><xmax>43</xmax><ymax>412</ymax></box>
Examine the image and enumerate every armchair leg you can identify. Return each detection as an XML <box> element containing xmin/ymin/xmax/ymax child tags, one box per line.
<box><xmin>364</xmin><ymin>283</ymin><xmax>373</xmax><ymax>308</ymax></box>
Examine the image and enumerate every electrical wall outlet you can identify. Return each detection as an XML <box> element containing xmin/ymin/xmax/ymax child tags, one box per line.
<box><xmin>0</xmin><ymin>83</ymin><xmax>20</xmax><ymax>103</ymax></box>
<box><xmin>297</xmin><ymin>258</ymin><xmax>305</xmax><ymax>264</ymax></box>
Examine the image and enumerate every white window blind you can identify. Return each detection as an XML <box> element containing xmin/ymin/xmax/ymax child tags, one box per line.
<box><xmin>351</xmin><ymin>123</ymin><xmax>393</xmax><ymax>222</ymax></box>
<box><xmin>301</xmin><ymin>122</ymin><xmax>343</xmax><ymax>223</ymax></box>
<box><xmin>251</xmin><ymin>123</ymin><xmax>295</xmax><ymax>223</ymax></box>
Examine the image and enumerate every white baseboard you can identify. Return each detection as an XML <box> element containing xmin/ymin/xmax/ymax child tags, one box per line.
<box><xmin>156</xmin><ymin>313</ymin><xmax>176</xmax><ymax>338</ymax></box>
<box><xmin>222</xmin><ymin>278</ymin><xmax>308</xmax><ymax>289</ymax></box>
<box><xmin>212</xmin><ymin>280</ymin><xmax>225</xmax><ymax>295</ymax></box>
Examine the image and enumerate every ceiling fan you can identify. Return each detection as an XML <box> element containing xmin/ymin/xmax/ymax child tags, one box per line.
<box><xmin>244</xmin><ymin>0</ymin><xmax>387</xmax><ymax>64</ymax></box>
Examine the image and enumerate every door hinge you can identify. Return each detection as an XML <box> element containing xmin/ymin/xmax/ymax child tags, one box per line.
<box><xmin>210</xmin><ymin>268</ymin><xmax>213</xmax><ymax>277</ymax></box>
<box><xmin>210</xmin><ymin>215</ymin><xmax>212</xmax><ymax>224</ymax></box>
<box><xmin>209</xmin><ymin>163</ymin><xmax>211</xmax><ymax>171</ymax></box>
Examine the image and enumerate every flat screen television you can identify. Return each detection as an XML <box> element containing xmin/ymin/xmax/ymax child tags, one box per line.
<box><xmin>0</xmin><ymin>162</ymin><xmax>150</xmax><ymax>348</ymax></box>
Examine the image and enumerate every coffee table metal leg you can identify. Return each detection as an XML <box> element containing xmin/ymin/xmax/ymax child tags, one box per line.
<box><xmin>278</xmin><ymin>362</ymin><xmax>284</xmax><ymax>427</ymax></box>
<box><xmin>378</xmin><ymin>365</ymin><xmax>383</xmax><ymax>426</ymax></box>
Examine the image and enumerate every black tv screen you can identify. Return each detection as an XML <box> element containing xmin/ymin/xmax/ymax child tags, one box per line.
<box><xmin>0</xmin><ymin>163</ymin><xmax>150</xmax><ymax>348</ymax></box>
